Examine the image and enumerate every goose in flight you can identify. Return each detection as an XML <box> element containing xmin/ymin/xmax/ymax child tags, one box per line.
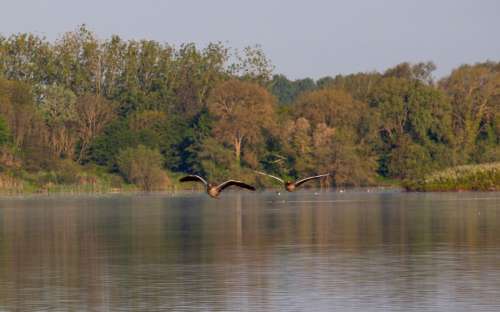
<box><xmin>179</xmin><ymin>175</ymin><xmax>256</xmax><ymax>198</ymax></box>
<box><xmin>255</xmin><ymin>171</ymin><xmax>330</xmax><ymax>192</ymax></box>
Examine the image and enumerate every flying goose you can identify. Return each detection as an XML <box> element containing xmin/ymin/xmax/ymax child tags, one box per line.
<box><xmin>179</xmin><ymin>175</ymin><xmax>256</xmax><ymax>198</ymax></box>
<box><xmin>255</xmin><ymin>171</ymin><xmax>330</xmax><ymax>192</ymax></box>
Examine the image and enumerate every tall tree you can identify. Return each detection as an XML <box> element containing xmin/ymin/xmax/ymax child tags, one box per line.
<box><xmin>75</xmin><ymin>94</ymin><xmax>117</xmax><ymax>161</ymax></box>
<box><xmin>39</xmin><ymin>85</ymin><xmax>78</xmax><ymax>158</ymax></box>
<box><xmin>288</xmin><ymin>88</ymin><xmax>378</xmax><ymax>184</ymax></box>
<box><xmin>230</xmin><ymin>45</ymin><xmax>274</xmax><ymax>86</ymax></box>
<box><xmin>370</xmin><ymin>77</ymin><xmax>454</xmax><ymax>177</ymax></box>
<box><xmin>207</xmin><ymin>79</ymin><xmax>276</xmax><ymax>165</ymax></box>
<box><xmin>439</xmin><ymin>63</ymin><xmax>500</xmax><ymax>162</ymax></box>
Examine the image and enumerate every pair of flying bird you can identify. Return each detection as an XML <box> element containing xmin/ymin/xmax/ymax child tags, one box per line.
<box><xmin>179</xmin><ymin>171</ymin><xmax>330</xmax><ymax>198</ymax></box>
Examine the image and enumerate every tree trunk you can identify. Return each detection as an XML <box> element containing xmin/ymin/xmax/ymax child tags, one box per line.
<box><xmin>234</xmin><ymin>137</ymin><xmax>242</xmax><ymax>166</ymax></box>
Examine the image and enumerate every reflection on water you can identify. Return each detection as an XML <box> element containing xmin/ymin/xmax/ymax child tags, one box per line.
<box><xmin>0</xmin><ymin>191</ymin><xmax>499</xmax><ymax>311</ymax></box>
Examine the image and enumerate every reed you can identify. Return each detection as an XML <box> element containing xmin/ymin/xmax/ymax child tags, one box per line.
<box><xmin>404</xmin><ymin>162</ymin><xmax>500</xmax><ymax>191</ymax></box>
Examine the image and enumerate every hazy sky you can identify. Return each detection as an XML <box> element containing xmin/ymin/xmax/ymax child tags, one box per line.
<box><xmin>1</xmin><ymin>0</ymin><xmax>499</xmax><ymax>79</ymax></box>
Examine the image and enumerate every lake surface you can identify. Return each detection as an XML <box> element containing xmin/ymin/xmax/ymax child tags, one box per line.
<box><xmin>0</xmin><ymin>190</ymin><xmax>499</xmax><ymax>311</ymax></box>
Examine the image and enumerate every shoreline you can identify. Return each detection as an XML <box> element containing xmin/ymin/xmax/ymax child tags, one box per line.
<box><xmin>2</xmin><ymin>186</ymin><xmax>500</xmax><ymax>199</ymax></box>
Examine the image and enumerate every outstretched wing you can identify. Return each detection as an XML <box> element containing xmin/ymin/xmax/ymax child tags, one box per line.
<box><xmin>295</xmin><ymin>173</ymin><xmax>330</xmax><ymax>187</ymax></box>
<box><xmin>254</xmin><ymin>170</ymin><xmax>284</xmax><ymax>183</ymax></box>
<box><xmin>179</xmin><ymin>175</ymin><xmax>208</xmax><ymax>186</ymax></box>
<box><xmin>217</xmin><ymin>180</ymin><xmax>256</xmax><ymax>192</ymax></box>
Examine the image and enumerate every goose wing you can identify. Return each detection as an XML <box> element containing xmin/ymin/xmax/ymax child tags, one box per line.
<box><xmin>217</xmin><ymin>180</ymin><xmax>256</xmax><ymax>192</ymax></box>
<box><xmin>179</xmin><ymin>175</ymin><xmax>208</xmax><ymax>186</ymax></box>
<box><xmin>254</xmin><ymin>170</ymin><xmax>284</xmax><ymax>183</ymax></box>
<box><xmin>295</xmin><ymin>173</ymin><xmax>330</xmax><ymax>187</ymax></box>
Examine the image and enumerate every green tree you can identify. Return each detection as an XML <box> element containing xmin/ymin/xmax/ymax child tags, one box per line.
<box><xmin>39</xmin><ymin>85</ymin><xmax>77</xmax><ymax>158</ymax></box>
<box><xmin>167</xmin><ymin>43</ymin><xmax>229</xmax><ymax>118</ymax></box>
<box><xmin>169</xmin><ymin>108</ymin><xmax>213</xmax><ymax>174</ymax></box>
<box><xmin>439</xmin><ymin>63</ymin><xmax>500</xmax><ymax>162</ymax></box>
<box><xmin>270</xmin><ymin>74</ymin><xmax>316</xmax><ymax>105</ymax></box>
<box><xmin>230</xmin><ymin>45</ymin><xmax>274</xmax><ymax>86</ymax></box>
<box><xmin>313</xmin><ymin>125</ymin><xmax>376</xmax><ymax>186</ymax></box>
<box><xmin>89</xmin><ymin>120</ymin><xmax>140</xmax><ymax>169</ymax></box>
<box><xmin>370</xmin><ymin>77</ymin><xmax>454</xmax><ymax>177</ymax></box>
<box><xmin>384</xmin><ymin>61</ymin><xmax>436</xmax><ymax>84</ymax></box>
<box><xmin>198</xmin><ymin>137</ymin><xmax>236</xmax><ymax>181</ymax></box>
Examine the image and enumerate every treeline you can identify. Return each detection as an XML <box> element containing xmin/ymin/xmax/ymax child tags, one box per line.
<box><xmin>0</xmin><ymin>26</ymin><xmax>498</xmax><ymax>190</ymax></box>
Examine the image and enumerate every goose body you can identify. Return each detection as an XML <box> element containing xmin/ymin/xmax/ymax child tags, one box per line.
<box><xmin>285</xmin><ymin>182</ymin><xmax>296</xmax><ymax>192</ymax></box>
<box><xmin>180</xmin><ymin>175</ymin><xmax>256</xmax><ymax>198</ymax></box>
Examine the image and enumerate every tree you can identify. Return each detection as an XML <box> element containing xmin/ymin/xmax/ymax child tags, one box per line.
<box><xmin>53</xmin><ymin>25</ymin><xmax>102</xmax><ymax>95</ymax></box>
<box><xmin>39</xmin><ymin>85</ymin><xmax>78</xmax><ymax>158</ymax></box>
<box><xmin>0</xmin><ymin>33</ymin><xmax>54</xmax><ymax>85</ymax></box>
<box><xmin>318</xmin><ymin>72</ymin><xmax>382</xmax><ymax>102</ymax></box>
<box><xmin>168</xmin><ymin>108</ymin><xmax>213</xmax><ymax>173</ymax></box>
<box><xmin>75</xmin><ymin>94</ymin><xmax>117</xmax><ymax>161</ymax></box>
<box><xmin>289</xmin><ymin>88</ymin><xmax>378</xmax><ymax>184</ymax></box>
<box><xmin>387</xmin><ymin>135</ymin><xmax>433</xmax><ymax>179</ymax></box>
<box><xmin>117</xmin><ymin>145</ymin><xmax>167</xmax><ymax>191</ymax></box>
<box><xmin>88</xmin><ymin>120</ymin><xmax>139</xmax><ymax>169</ymax></box>
<box><xmin>207</xmin><ymin>79</ymin><xmax>276</xmax><ymax>165</ymax></box>
<box><xmin>276</xmin><ymin>114</ymin><xmax>376</xmax><ymax>186</ymax></box>
<box><xmin>270</xmin><ymin>74</ymin><xmax>296</xmax><ymax>104</ymax></box>
<box><xmin>287</xmin><ymin>117</ymin><xmax>313</xmax><ymax>173</ymax></box>
<box><xmin>293</xmin><ymin>88</ymin><xmax>367</xmax><ymax>131</ymax></box>
<box><xmin>168</xmin><ymin>43</ymin><xmax>229</xmax><ymax>118</ymax></box>
<box><xmin>230</xmin><ymin>45</ymin><xmax>274</xmax><ymax>86</ymax></box>
<box><xmin>313</xmin><ymin>125</ymin><xmax>377</xmax><ymax>186</ymax></box>
<box><xmin>384</xmin><ymin>61</ymin><xmax>436</xmax><ymax>84</ymax></box>
<box><xmin>0</xmin><ymin>78</ymin><xmax>44</xmax><ymax>149</ymax></box>
<box><xmin>439</xmin><ymin>63</ymin><xmax>500</xmax><ymax>162</ymax></box>
<box><xmin>198</xmin><ymin>137</ymin><xmax>236</xmax><ymax>181</ymax></box>
<box><xmin>370</xmin><ymin>76</ymin><xmax>454</xmax><ymax>177</ymax></box>
<box><xmin>270</xmin><ymin>74</ymin><xmax>317</xmax><ymax>105</ymax></box>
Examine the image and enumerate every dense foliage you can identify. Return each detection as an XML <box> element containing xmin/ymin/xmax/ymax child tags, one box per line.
<box><xmin>117</xmin><ymin>145</ymin><xmax>167</xmax><ymax>191</ymax></box>
<box><xmin>0</xmin><ymin>26</ymin><xmax>498</xmax><ymax>191</ymax></box>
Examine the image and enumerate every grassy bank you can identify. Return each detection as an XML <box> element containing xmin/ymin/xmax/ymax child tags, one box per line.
<box><xmin>404</xmin><ymin>162</ymin><xmax>500</xmax><ymax>192</ymax></box>
<box><xmin>0</xmin><ymin>165</ymin><xmax>135</xmax><ymax>195</ymax></box>
<box><xmin>3</xmin><ymin>162</ymin><xmax>497</xmax><ymax>195</ymax></box>
<box><xmin>0</xmin><ymin>165</ymin><xmax>209</xmax><ymax>195</ymax></box>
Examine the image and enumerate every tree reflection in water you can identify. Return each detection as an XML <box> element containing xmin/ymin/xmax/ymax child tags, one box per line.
<box><xmin>0</xmin><ymin>191</ymin><xmax>499</xmax><ymax>311</ymax></box>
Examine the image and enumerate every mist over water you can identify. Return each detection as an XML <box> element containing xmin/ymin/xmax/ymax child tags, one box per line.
<box><xmin>0</xmin><ymin>190</ymin><xmax>499</xmax><ymax>311</ymax></box>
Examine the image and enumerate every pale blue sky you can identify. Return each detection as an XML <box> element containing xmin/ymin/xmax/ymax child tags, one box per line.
<box><xmin>1</xmin><ymin>0</ymin><xmax>499</xmax><ymax>79</ymax></box>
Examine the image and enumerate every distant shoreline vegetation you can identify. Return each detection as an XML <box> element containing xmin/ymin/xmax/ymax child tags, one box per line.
<box><xmin>404</xmin><ymin>163</ymin><xmax>500</xmax><ymax>192</ymax></box>
<box><xmin>0</xmin><ymin>25</ymin><xmax>498</xmax><ymax>193</ymax></box>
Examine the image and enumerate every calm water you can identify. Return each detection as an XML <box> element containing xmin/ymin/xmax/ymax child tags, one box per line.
<box><xmin>0</xmin><ymin>190</ymin><xmax>499</xmax><ymax>311</ymax></box>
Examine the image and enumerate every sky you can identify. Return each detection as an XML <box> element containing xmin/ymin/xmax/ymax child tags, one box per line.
<box><xmin>1</xmin><ymin>0</ymin><xmax>499</xmax><ymax>79</ymax></box>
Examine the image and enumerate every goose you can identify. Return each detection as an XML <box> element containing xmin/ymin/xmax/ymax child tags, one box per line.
<box><xmin>255</xmin><ymin>171</ymin><xmax>330</xmax><ymax>192</ymax></box>
<box><xmin>179</xmin><ymin>175</ymin><xmax>256</xmax><ymax>198</ymax></box>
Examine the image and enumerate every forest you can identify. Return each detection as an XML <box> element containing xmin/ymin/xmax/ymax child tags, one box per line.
<box><xmin>0</xmin><ymin>26</ymin><xmax>498</xmax><ymax>192</ymax></box>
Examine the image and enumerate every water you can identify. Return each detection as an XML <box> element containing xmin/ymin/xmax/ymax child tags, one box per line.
<box><xmin>0</xmin><ymin>190</ymin><xmax>499</xmax><ymax>311</ymax></box>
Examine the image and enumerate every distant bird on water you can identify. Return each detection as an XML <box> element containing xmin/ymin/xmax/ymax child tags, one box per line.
<box><xmin>179</xmin><ymin>175</ymin><xmax>256</xmax><ymax>198</ymax></box>
<box><xmin>255</xmin><ymin>171</ymin><xmax>330</xmax><ymax>192</ymax></box>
